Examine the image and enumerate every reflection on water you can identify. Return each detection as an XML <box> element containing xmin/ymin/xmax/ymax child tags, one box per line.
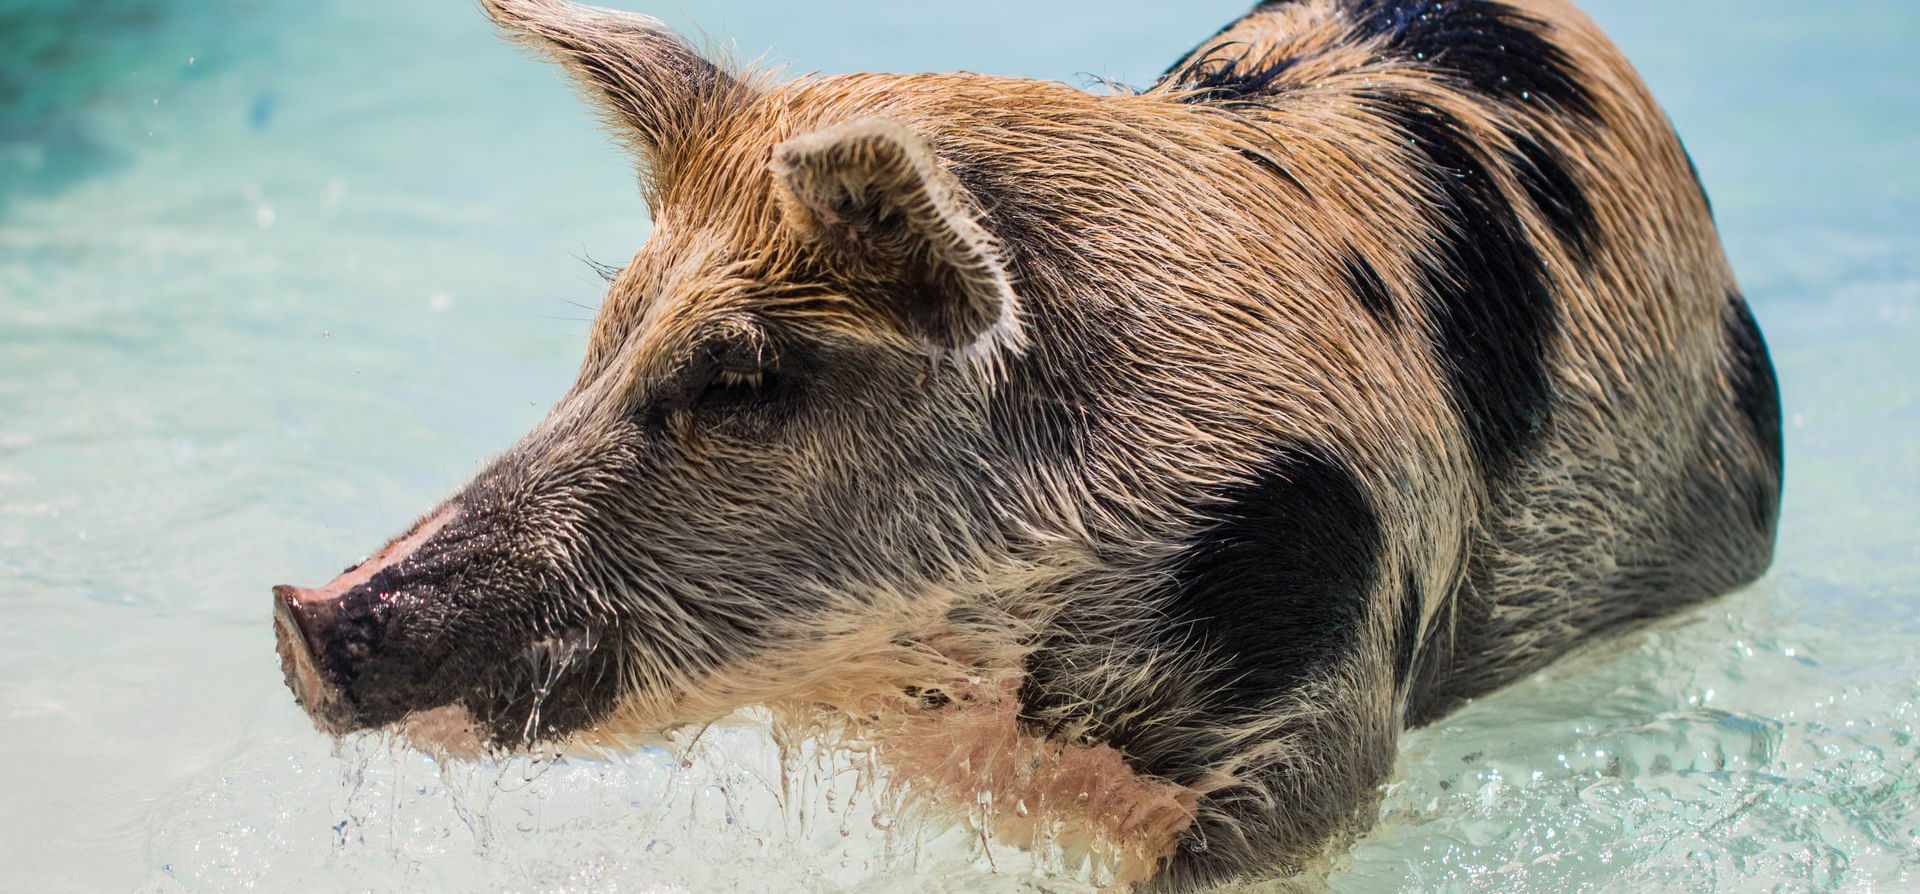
<box><xmin>0</xmin><ymin>0</ymin><xmax>1915</xmax><ymax>891</ymax></box>
<box><xmin>1333</xmin><ymin>583</ymin><xmax>1920</xmax><ymax>891</ymax></box>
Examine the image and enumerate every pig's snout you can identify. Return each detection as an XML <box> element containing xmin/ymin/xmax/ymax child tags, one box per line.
<box><xmin>273</xmin><ymin>582</ymin><xmax>380</xmax><ymax>733</ymax></box>
<box><xmin>273</xmin><ymin>506</ymin><xmax>460</xmax><ymax>734</ymax></box>
<box><xmin>271</xmin><ymin>502</ymin><xmax>623</xmax><ymax>752</ymax></box>
<box><xmin>274</xmin><ymin>585</ymin><xmax>335</xmax><ymax>671</ymax></box>
<box><xmin>273</xmin><ymin>582</ymin><xmax>343</xmax><ymax>731</ymax></box>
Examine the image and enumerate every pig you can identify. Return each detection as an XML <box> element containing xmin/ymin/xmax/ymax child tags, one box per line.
<box><xmin>272</xmin><ymin>0</ymin><xmax>1782</xmax><ymax>888</ymax></box>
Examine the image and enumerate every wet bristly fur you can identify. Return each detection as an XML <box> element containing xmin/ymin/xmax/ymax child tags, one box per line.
<box><xmin>276</xmin><ymin>0</ymin><xmax>1781</xmax><ymax>890</ymax></box>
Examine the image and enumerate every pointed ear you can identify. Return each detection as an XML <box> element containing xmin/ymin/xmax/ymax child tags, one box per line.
<box><xmin>771</xmin><ymin>119</ymin><xmax>1025</xmax><ymax>365</ymax></box>
<box><xmin>480</xmin><ymin>0</ymin><xmax>740</xmax><ymax>162</ymax></box>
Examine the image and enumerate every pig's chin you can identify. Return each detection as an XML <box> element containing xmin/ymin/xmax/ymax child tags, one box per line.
<box><xmin>299</xmin><ymin>699</ymin><xmax>596</xmax><ymax>761</ymax></box>
<box><xmin>393</xmin><ymin>704</ymin><xmax>490</xmax><ymax>759</ymax></box>
<box><xmin>302</xmin><ymin>697</ymin><xmax>584</xmax><ymax>762</ymax></box>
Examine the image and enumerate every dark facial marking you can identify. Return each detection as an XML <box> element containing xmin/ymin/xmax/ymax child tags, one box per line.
<box><xmin>1367</xmin><ymin>91</ymin><xmax>1558</xmax><ymax>475</ymax></box>
<box><xmin>634</xmin><ymin>319</ymin><xmax>811</xmax><ymax>444</ymax></box>
<box><xmin>303</xmin><ymin>551</ymin><xmax>464</xmax><ymax>722</ymax></box>
<box><xmin>1504</xmin><ymin>129</ymin><xmax>1599</xmax><ymax>262</ymax></box>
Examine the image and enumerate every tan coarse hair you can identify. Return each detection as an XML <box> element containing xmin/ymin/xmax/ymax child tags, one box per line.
<box><xmin>315</xmin><ymin>1</ymin><xmax>1786</xmax><ymax>888</ymax></box>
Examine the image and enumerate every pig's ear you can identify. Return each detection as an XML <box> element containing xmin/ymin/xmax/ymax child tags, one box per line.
<box><xmin>480</xmin><ymin>0</ymin><xmax>740</xmax><ymax>163</ymax></box>
<box><xmin>771</xmin><ymin>118</ymin><xmax>1025</xmax><ymax>367</ymax></box>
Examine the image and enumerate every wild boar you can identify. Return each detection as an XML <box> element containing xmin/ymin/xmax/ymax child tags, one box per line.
<box><xmin>273</xmin><ymin>0</ymin><xmax>1782</xmax><ymax>888</ymax></box>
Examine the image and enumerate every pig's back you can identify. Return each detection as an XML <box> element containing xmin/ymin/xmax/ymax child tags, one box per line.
<box><xmin>1146</xmin><ymin>0</ymin><xmax>1782</xmax><ymax>717</ymax></box>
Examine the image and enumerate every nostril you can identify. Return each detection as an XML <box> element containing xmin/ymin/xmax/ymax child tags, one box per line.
<box><xmin>273</xmin><ymin>584</ymin><xmax>358</xmax><ymax>692</ymax></box>
<box><xmin>273</xmin><ymin>585</ymin><xmax>332</xmax><ymax>660</ymax></box>
<box><xmin>272</xmin><ymin>584</ymin><xmax>301</xmax><ymax>621</ymax></box>
<box><xmin>273</xmin><ymin>584</ymin><xmax>351</xmax><ymax>730</ymax></box>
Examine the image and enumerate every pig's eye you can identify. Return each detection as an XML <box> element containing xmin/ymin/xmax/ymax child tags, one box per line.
<box><xmin>711</xmin><ymin>368</ymin><xmax>765</xmax><ymax>391</ymax></box>
<box><xmin>681</xmin><ymin>324</ymin><xmax>787</xmax><ymax>423</ymax></box>
<box><xmin>698</xmin><ymin>362</ymin><xmax>775</xmax><ymax>409</ymax></box>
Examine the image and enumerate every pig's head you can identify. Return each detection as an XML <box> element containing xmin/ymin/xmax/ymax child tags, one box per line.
<box><xmin>274</xmin><ymin>0</ymin><xmax>1090</xmax><ymax>757</ymax></box>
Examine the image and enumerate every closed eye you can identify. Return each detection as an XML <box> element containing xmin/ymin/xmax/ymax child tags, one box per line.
<box><xmin>664</xmin><ymin>315</ymin><xmax>805</xmax><ymax>438</ymax></box>
<box><xmin>695</xmin><ymin>355</ymin><xmax>780</xmax><ymax>412</ymax></box>
<box><xmin>713</xmin><ymin>368</ymin><xmax>765</xmax><ymax>390</ymax></box>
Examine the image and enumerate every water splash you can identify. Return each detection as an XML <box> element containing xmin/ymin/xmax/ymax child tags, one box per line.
<box><xmin>141</xmin><ymin>711</ymin><xmax>1121</xmax><ymax>893</ymax></box>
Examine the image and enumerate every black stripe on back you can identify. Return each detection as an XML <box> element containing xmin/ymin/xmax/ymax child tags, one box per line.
<box><xmin>1504</xmin><ymin>129</ymin><xmax>1600</xmax><ymax>262</ymax></box>
<box><xmin>1366</xmin><ymin>91</ymin><xmax>1558</xmax><ymax>475</ymax></box>
<box><xmin>1342</xmin><ymin>250</ymin><xmax>1398</xmax><ymax>326</ymax></box>
<box><xmin>1248</xmin><ymin>0</ymin><xmax>1599</xmax><ymax>118</ymax></box>
<box><xmin>1167</xmin><ymin>48</ymin><xmax>1306</xmax><ymax>104</ymax></box>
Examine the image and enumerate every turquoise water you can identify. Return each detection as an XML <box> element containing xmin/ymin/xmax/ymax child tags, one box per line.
<box><xmin>0</xmin><ymin>0</ymin><xmax>1914</xmax><ymax>891</ymax></box>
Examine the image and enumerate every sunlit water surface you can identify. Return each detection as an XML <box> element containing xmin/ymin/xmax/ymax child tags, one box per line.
<box><xmin>0</xmin><ymin>0</ymin><xmax>1915</xmax><ymax>891</ymax></box>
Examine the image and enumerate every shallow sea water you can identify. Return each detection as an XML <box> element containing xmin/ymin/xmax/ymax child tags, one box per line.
<box><xmin>0</xmin><ymin>0</ymin><xmax>1915</xmax><ymax>891</ymax></box>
